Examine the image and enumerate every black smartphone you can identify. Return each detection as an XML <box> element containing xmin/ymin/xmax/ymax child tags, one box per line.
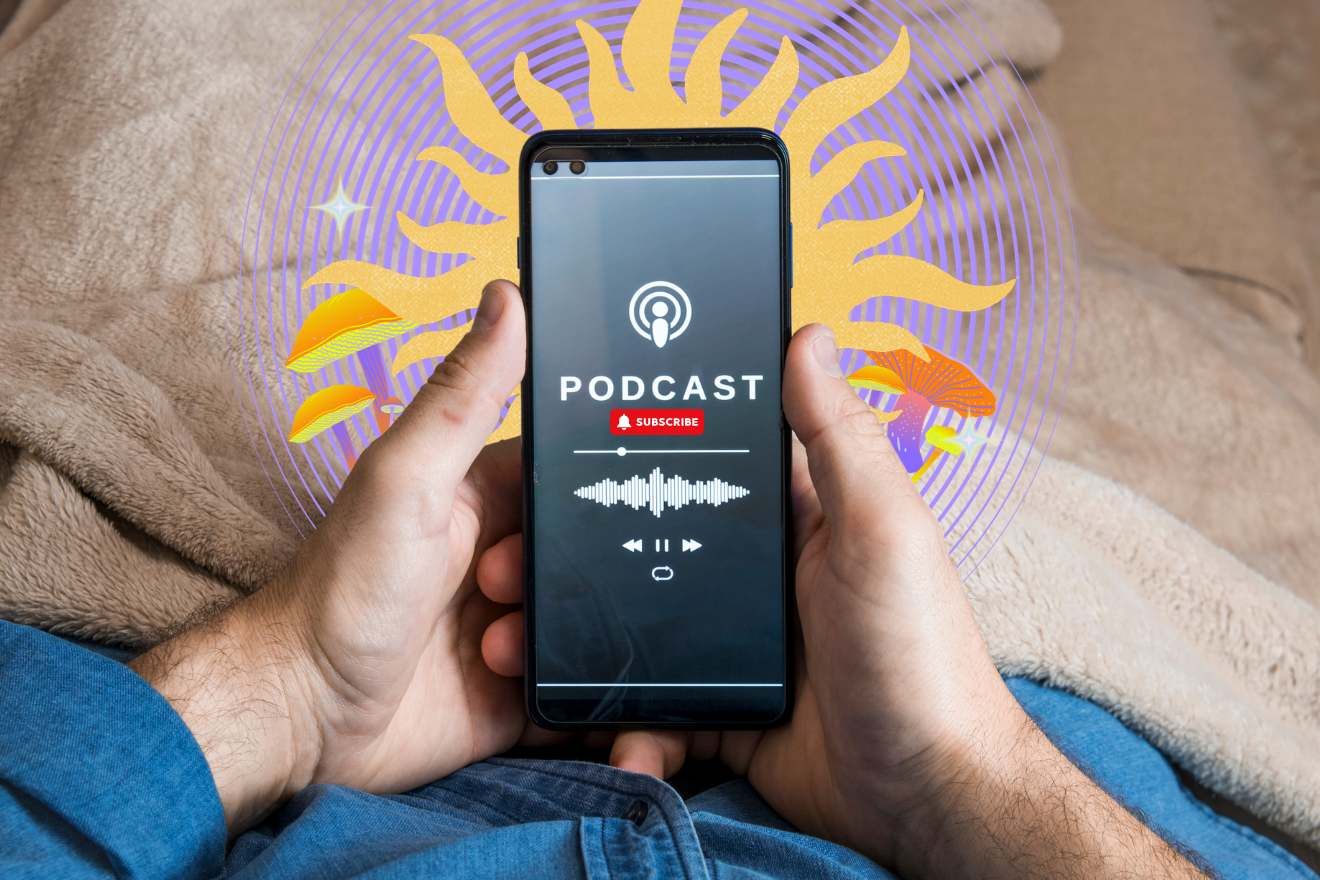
<box><xmin>518</xmin><ymin>128</ymin><xmax>792</xmax><ymax>729</ymax></box>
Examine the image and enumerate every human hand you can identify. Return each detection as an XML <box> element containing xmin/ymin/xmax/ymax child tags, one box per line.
<box><xmin>475</xmin><ymin>316</ymin><xmax>1021</xmax><ymax>827</ymax></box>
<box><xmin>478</xmin><ymin>323</ymin><xmax>1205</xmax><ymax>878</ymax></box>
<box><xmin>133</xmin><ymin>281</ymin><xmax>530</xmax><ymax>832</ymax></box>
<box><xmin>718</xmin><ymin>322</ymin><xmax>1029</xmax><ymax>867</ymax></box>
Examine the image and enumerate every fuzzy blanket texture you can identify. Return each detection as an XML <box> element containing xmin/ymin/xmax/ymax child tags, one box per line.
<box><xmin>1</xmin><ymin>0</ymin><xmax>1318</xmax><ymax>864</ymax></box>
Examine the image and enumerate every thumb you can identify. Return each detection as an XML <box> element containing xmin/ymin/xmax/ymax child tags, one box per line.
<box><xmin>781</xmin><ymin>324</ymin><xmax>929</xmax><ymax>539</ymax></box>
<box><xmin>372</xmin><ymin>279</ymin><xmax>525</xmax><ymax>499</ymax></box>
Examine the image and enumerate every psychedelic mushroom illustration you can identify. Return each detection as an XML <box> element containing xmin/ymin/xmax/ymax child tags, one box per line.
<box><xmin>295</xmin><ymin>0</ymin><xmax>1016</xmax><ymax>451</ymax></box>
<box><xmin>908</xmin><ymin>424</ymin><xmax>983</xmax><ymax>482</ymax></box>
<box><xmin>377</xmin><ymin>395</ymin><xmax>405</xmax><ymax>423</ymax></box>
<box><xmin>862</xmin><ymin>346</ymin><xmax>996</xmax><ymax>473</ymax></box>
<box><xmin>846</xmin><ymin>363</ymin><xmax>906</xmax><ymax>396</ymax></box>
<box><xmin>285</xmin><ymin>289</ymin><xmax>415</xmax><ymax>432</ymax></box>
<box><xmin>909</xmin><ymin>425</ymin><xmax>955</xmax><ymax>482</ymax></box>
<box><xmin>285</xmin><ymin>289</ymin><xmax>414</xmax><ymax>372</ymax></box>
<box><xmin>288</xmin><ymin>384</ymin><xmax>377</xmax><ymax>469</ymax></box>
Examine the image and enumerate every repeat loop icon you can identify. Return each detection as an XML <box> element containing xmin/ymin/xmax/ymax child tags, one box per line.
<box><xmin>629</xmin><ymin>280</ymin><xmax>692</xmax><ymax>349</ymax></box>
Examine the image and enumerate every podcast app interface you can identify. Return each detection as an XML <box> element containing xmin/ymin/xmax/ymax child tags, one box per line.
<box><xmin>530</xmin><ymin>157</ymin><xmax>785</xmax><ymax>715</ymax></box>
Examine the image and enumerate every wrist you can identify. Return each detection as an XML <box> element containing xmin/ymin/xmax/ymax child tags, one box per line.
<box><xmin>889</xmin><ymin>694</ymin><xmax>1038</xmax><ymax>878</ymax></box>
<box><xmin>887</xmin><ymin>698</ymin><xmax>1207</xmax><ymax>879</ymax></box>
<box><xmin>131</xmin><ymin>589</ymin><xmax>323</xmax><ymax>832</ymax></box>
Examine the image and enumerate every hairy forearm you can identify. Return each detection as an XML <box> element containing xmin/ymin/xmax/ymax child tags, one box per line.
<box><xmin>897</xmin><ymin>714</ymin><xmax>1209</xmax><ymax>879</ymax></box>
<box><xmin>130</xmin><ymin>595</ymin><xmax>316</xmax><ymax>833</ymax></box>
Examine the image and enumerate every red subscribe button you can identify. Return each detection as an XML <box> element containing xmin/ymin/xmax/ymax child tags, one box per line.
<box><xmin>610</xmin><ymin>408</ymin><xmax>704</xmax><ymax>436</ymax></box>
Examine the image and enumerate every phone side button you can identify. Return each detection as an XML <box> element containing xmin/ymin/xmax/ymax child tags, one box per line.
<box><xmin>787</xmin><ymin>223</ymin><xmax>793</xmax><ymax>289</ymax></box>
<box><xmin>516</xmin><ymin>236</ymin><xmax>521</xmax><ymax>270</ymax></box>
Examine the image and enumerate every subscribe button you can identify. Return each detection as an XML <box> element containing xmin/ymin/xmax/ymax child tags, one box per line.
<box><xmin>610</xmin><ymin>408</ymin><xmax>704</xmax><ymax>436</ymax></box>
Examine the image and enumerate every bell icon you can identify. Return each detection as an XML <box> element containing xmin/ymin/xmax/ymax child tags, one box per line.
<box><xmin>616</xmin><ymin>413</ymin><xmax>632</xmax><ymax>432</ymax></box>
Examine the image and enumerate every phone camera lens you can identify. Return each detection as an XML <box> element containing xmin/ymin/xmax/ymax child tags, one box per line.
<box><xmin>543</xmin><ymin>160</ymin><xmax>559</xmax><ymax>175</ymax></box>
<box><xmin>570</xmin><ymin>160</ymin><xmax>586</xmax><ymax>175</ymax></box>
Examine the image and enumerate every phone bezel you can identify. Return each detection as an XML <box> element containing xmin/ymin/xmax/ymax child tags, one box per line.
<box><xmin>518</xmin><ymin>128</ymin><xmax>794</xmax><ymax>731</ymax></box>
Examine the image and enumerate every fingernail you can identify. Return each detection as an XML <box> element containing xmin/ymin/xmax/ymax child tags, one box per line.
<box><xmin>812</xmin><ymin>329</ymin><xmax>843</xmax><ymax>377</ymax></box>
<box><xmin>474</xmin><ymin>282</ymin><xmax>506</xmax><ymax>330</ymax></box>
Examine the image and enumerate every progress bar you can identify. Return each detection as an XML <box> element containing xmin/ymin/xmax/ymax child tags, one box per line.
<box><xmin>538</xmin><ymin>683</ymin><xmax>784</xmax><ymax>688</ymax></box>
<box><xmin>573</xmin><ymin>447</ymin><xmax>750</xmax><ymax>456</ymax></box>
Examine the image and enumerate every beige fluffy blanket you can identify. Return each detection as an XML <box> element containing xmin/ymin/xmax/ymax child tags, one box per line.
<box><xmin>1</xmin><ymin>0</ymin><xmax>1318</xmax><ymax>863</ymax></box>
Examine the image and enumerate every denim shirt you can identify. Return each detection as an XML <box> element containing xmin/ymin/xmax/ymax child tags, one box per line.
<box><xmin>0</xmin><ymin>622</ymin><xmax>1312</xmax><ymax>879</ymax></box>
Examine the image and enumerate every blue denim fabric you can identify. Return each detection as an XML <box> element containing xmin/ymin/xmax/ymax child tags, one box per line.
<box><xmin>0</xmin><ymin>621</ymin><xmax>1313</xmax><ymax>879</ymax></box>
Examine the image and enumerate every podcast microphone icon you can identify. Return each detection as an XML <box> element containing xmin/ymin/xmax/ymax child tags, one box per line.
<box><xmin>650</xmin><ymin>301</ymin><xmax>672</xmax><ymax>348</ymax></box>
<box><xmin>629</xmin><ymin>281</ymin><xmax>692</xmax><ymax>349</ymax></box>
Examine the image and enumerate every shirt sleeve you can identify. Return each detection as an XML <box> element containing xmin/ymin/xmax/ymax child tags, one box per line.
<box><xmin>0</xmin><ymin>622</ymin><xmax>226</xmax><ymax>879</ymax></box>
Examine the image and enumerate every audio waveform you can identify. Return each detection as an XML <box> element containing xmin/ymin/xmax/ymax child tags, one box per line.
<box><xmin>573</xmin><ymin>467</ymin><xmax>750</xmax><ymax>518</ymax></box>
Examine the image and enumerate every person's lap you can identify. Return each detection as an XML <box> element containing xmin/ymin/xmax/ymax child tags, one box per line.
<box><xmin>208</xmin><ymin>674</ymin><xmax>1313</xmax><ymax>879</ymax></box>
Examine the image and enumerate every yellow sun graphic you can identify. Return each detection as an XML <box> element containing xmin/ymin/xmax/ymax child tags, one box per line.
<box><xmin>290</xmin><ymin>0</ymin><xmax>1015</xmax><ymax>446</ymax></box>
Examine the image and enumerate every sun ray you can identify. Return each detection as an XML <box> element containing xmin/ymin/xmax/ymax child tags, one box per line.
<box><xmin>816</xmin><ymin>191</ymin><xmax>925</xmax><ymax>257</ymax></box>
<box><xmin>410</xmin><ymin>34</ymin><xmax>526</xmax><ymax>164</ymax></box>
<box><xmin>416</xmin><ymin>146</ymin><xmax>513</xmax><ymax>217</ymax></box>
<box><xmin>808</xmin><ymin>140</ymin><xmax>907</xmax><ymax>218</ymax></box>
<box><xmin>621</xmin><ymin>0</ymin><xmax>683</xmax><ymax>101</ymax></box>
<box><xmin>390</xmin><ymin>325</ymin><xmax>471</xmax><ymax>375</ymax></box>
<box><xmin>725</xmin><ymin>36</ymin><xmax>799</xmax><ymax>128</ymax></box>
<box><xmin>846</xmin><ymin>255</ymin><xmax>1016</xmax><ymax>311</ymax></box>
<box><xmin>577</xmin><ymin>21</ymin><xmax>631</xmax><ymax>120</ymax></box>
<box><xmin>515</xmin><ymin>52</ymin><xmax>578</xmax><ymax>130</ymax></box>
<box><xmin>396</xmin><ymin>216</ymin><xmax>512</xmax><ymax>258</ymax></box>
<box><xmin>780</xmin><ymin>28</ymin><xmax>910</xmax><ymax>160</ymax></box>
<box><xmin>835</xmin><ymin>323</ymin><xmax>928</xmax><ymax>359</ymax></box>
<box><xmin>684</xmin><ymin>8</ymin><xmax>748</xmax><ymax>117</ymax></box>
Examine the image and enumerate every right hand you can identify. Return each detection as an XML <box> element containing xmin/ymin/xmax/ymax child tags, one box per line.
<box><xmin>476</xmin><ymin>322</ymin><xmax>1028</xmax><ymax>866</ymax></box>
<box><xmin>478</xmin><ymin>324</ymin><xmax>1203</xmax><ymax>878</ymax></box>
<box><xmin>710</xmin><ymin>323</ymin><xmax>1030</xmax><ymax>870</ymax></box>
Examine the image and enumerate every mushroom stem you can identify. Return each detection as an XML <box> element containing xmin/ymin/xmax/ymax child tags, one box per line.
<box><xmin>911</xmin><ymin>449</ymin><xmax>944</xmax><ymax>483</ymax></box>
<box><xmin>331</xmin><ymin>423</ymin><xmax>358</xmax><ymax>471</ymax></box>
<box><xmin>356</xmin><ymin>348</ymin><xmax>393</xmax><ymax>433</ymax></box>
<box><xmin>887</xmin><ymin>392</ymin><xmax>932</xmax><ymax>473</ymax></box>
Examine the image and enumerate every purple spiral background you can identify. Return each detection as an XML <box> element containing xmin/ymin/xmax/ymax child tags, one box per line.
<box><xmin>240</xmin><ymin>0</ymin><xmax>1077</xmax><ymax>575</ymax></box>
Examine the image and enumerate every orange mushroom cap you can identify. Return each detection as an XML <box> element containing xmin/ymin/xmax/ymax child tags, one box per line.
<box><xmin>288</xmin><ymin>384</ymin><xmax>375</xmax><ymax>443</ymax></box>
<box><xmin>863</xmin><ymin>346</ymin><xmax>996</xmax><ymax>417</ymax></box>
<box><xmin>847</xmin><ymin>364</ymin><xmax>907</xmax><ymax>396</ymax></box>
<box><xmin>286</xmin><ymin>289</ymin><xmax>414</xmax><ymax>373</ymax></box>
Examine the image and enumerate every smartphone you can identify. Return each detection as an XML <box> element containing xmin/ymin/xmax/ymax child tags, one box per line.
<box><xmin>518</xmin><ymin>129</ymin><xmax>792</xmax><ymax>729</ymax></box>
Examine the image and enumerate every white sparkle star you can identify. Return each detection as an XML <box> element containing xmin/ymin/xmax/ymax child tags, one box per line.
<box><xmin>311</xmin><ymin>180</ymin><xmax>369</xmax><ymax>243</ymax></box>
<box><xmin>954</xmin><ymin>430</ymin><xmax>989</xmax><ymax>452</ymax></box>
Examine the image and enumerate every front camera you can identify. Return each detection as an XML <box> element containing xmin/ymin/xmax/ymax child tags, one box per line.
<box><xmin>543</xmin><ymin>160</ymin><xmax>559</xmax><ymax>175</ymax></box>
<box><xmin>570</xmin><ymin>160</ymin><xmax>586</xmax><ymax>175</ymax></box>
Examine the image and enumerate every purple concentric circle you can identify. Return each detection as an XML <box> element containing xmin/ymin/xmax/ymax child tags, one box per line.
<box><xmin>240</xmin><ymin>0</ymin><xmax>1078</xmax><ymax>576</ymax></box>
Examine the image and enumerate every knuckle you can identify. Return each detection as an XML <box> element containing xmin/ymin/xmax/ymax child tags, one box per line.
<box><xmin>891</xmin><ymin>517</ymin><xmax>949</xmax><ymax>564</ymax></box>
<box><xmin>355</xmin><ymin>442</ymin><xmax>411</xmax><ymax>491</ymax></box>
<box><xmin>837</xmin><ymin>404</ymin><xmax>889</xmax><ymax>446</ymax></box>
<box><xmin>806</xmin><ymin>401</ymin><xmax>895</xmax><ymax>476</ymax></box>
<box><xmin>429</xmin><ymin>347</ymin><xmax>482</xmax><ymax>395</ymax></box>
<box><xmin>349</xmin><ymin>447</ymin><xmax>451</xmax><ymax>535</ymax></box>
<box><xmin>422</xmin><ymin>349</ymin><xmax>505</xmax><ymax>432</ymax></box>
<box><xmin>833</xmin><ymin>505</ymin><xmax>949</xmax><ymax>580</ymax></box>
<box><xmin>342</xmin><ymin>443</ymin><xmax>413</xmax><ymax>512</ymax></box>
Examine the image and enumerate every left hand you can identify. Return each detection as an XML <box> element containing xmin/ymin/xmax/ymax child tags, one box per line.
<box><xmin>134</xmin><ymin>279</ymin><xmax>686</xmax><ymax>832</ymax></box>
<box><xmin>134</xmin><ymin>281</ymin><xmax>531</xmax><ymax>831</ymax></box>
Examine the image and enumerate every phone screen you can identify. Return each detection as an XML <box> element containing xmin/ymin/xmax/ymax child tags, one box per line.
<box><xmin>524</xmin><ymin>140</ymin><xmax>789</xmax><ymax>726</ymax></box>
